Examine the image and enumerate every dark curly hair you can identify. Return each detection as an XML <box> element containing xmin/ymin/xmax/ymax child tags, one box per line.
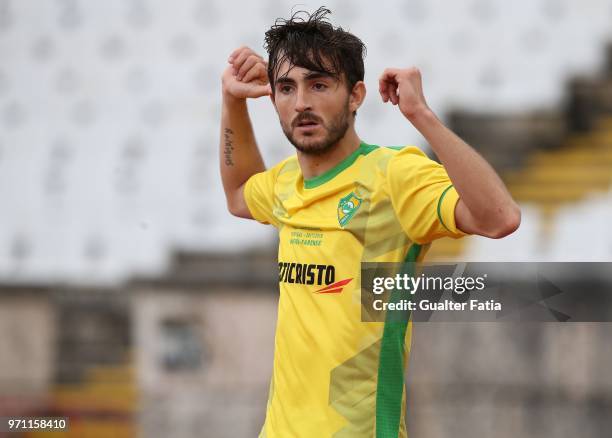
<box><xmin>263</xmin><ymin>7</ymin><xmax>366</xmax><ymax>94</ymax></box>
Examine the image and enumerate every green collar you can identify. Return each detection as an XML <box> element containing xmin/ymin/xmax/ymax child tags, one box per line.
<box><xmin>303</xmin><ymin>141</ymin><xmax>378</xmax><ymax>189</ymax></box>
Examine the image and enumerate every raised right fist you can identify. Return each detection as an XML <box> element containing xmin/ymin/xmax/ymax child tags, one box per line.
<box><xmin>222</xmin><ymin>46</ymin><xmax>271</xmax><ymax>99</ymax></box>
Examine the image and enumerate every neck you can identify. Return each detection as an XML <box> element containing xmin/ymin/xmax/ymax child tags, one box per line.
<box><xmin>297</xmin><ymin>128</ymin><xmax>361</xmax><ymax>180</ymax></box>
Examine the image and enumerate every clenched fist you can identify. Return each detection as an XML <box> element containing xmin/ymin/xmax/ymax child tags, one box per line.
<box><xmin>379</xmin><ymin>67</ymin><xmax>429</xmax><ymax>121</ymax></box>
<box><xmin>222</xmin><ymin>46</ymin><xmax>271</xmax><ymax>99</ymax></box>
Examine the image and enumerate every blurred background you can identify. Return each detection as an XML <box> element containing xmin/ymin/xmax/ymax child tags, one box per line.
<box><xmin>0</xmin><ymin>0</ymin><xmax>611</xmax><ymax>437</ymax></box>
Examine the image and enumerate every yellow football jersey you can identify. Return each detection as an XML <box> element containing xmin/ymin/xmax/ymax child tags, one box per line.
<box><xmin>244</xmin><ymin>142</ymin><xmax>467</xmax><ymax>438</ymax></box>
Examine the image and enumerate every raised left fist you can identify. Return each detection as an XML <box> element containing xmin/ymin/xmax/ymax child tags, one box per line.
<box><xmin>379</xmin><ymin>67</ymin><xmax>429</xmax><ymax>121</ymax></box>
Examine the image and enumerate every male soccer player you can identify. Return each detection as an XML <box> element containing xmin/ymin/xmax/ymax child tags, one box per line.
<box><xmin>219</xmin><ymin>7</ymin><xmax>520</xmax><ymax>438</ymax></box>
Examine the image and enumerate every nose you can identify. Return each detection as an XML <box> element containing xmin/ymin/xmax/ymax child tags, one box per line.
<box><xmin>294</xmin><ymin>87</ymin><xmax>312</xmax><ymax>113</ymax></box>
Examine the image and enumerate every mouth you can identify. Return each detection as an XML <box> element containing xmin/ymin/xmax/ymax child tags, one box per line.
<box><xmin>295</xmin><ymin>120</ymin><xmax>320</xmax><ymax>131</ymax></box>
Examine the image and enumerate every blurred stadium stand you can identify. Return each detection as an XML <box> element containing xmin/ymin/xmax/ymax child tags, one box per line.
<box><xmin>0</xmin><ymin>1</ymin><xmax>611</xmax><ymax>437</ymax></box>
<box><xmin>427</xmin><ymin>43</ymin><xmax>612</xmax><ymax>261</ymax></box>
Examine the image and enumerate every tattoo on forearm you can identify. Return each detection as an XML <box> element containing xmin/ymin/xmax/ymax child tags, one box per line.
<box><xmin>224</xmin><ymin>128</ymin><xmax>235</xmax><ymax>166</ymax></box>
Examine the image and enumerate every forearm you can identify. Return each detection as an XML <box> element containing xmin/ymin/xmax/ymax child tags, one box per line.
<box><xmin>409</xmin><ymin>109</ymin><xmax>520</xmax><ymax>231</ymax></box>
<box><xmin>219</xmin><ymin>93</ymin><xmax>266</xmax><ymax>203</ymax></box>
<box><xmin>378</xmin><ymin>67</ymin><xmax>519</xmax><ymax>236</ymax></box>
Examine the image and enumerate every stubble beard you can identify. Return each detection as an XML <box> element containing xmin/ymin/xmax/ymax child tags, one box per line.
<box><xmin>282</xmin><ymin>103</ymin><xmax>351</xmax><ymax>157</ymax></box>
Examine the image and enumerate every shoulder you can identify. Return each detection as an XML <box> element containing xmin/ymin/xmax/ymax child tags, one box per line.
<box><xmin>385</xmin><ymin>145</ymin><xmax>437</xmax><ymax>171</ymax></box>
<box><xmin>247</xmin><ymin>155</ymin><xmax>300</xmax><ymax>193</ymax></box>
<box><xmin>386</xmin><ymin>145</ymin><xmax>429</xmax><ymax>160</ymax></box>
<box><xmin>362</xmin><ymin>144</ymin><xmax>427</xmax><ymax>158</ymax></box>
<box><xmin>245</xmin><ymin>155</ymin><xmax>297</xmax><ymax>194</ymax></box>
<box><xmin>258</xmin><ymin>155</ymin><xmax>299</xmax><ymax>180</ymax></box>
<box><xmin>361</xmin><ymin>144</ymin><xmax>429</xmax><ymax>172</ymax></box>
<box><xmin>272</xmin><ymin>155</ymin><xmax>301</xmax><ymax>186</ymax></box>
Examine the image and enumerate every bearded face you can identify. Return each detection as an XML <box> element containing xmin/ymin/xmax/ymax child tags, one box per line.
<box><xmin>280</xmin><ymin>97</ymin><xmax>350</xmax><ymax>156</ymax></box>
<box><xmin>272</xmin><ymin>62</ymin><xmax>354</xmax><ymax>156</ymax></box>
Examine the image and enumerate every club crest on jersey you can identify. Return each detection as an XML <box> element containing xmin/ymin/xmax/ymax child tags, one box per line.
<box><xmin>337</xmin><ymin>192</ymin><xmax>362</xmax><ymax>227</ymax></box>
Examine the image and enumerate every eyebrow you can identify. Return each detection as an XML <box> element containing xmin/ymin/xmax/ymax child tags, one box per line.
<box><xmin>303</xmin><ymin>71</ymin><xmax>335</xmax><ymax>81</ymax></box>
<box><xmin>275</xmin><ymin>71</ymin><xmax>335</xmax><ymax>86</ymax></box>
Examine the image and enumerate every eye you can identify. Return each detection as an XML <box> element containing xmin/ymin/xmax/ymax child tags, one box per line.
<box><xmin>313</xmin><ymin>82</ymin><xmax>327</xmax><ymax>91</ymax></box>
<box><xmin>279</xmin><ymin>85</ymin><xmax>293</xmax><ymax>94</ymax></box>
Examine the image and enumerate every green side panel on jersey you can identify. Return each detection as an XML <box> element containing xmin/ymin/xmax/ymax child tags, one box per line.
<box><xmin>375</xmin><ymin>243</ymin><xmax>422</xmax><ymax>438</ymax></box>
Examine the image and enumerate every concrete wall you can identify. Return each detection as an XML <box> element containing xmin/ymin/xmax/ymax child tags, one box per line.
<box><xmin>132</xmin><ymin>286</ymin><xmax>277</xmax><ymax>438</ymax></box>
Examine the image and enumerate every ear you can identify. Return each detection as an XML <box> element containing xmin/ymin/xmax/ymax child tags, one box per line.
<box><xmin>349</xmin><ymin>81</ymin><xmax>366</xmax><ymax>114</ymax></box>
